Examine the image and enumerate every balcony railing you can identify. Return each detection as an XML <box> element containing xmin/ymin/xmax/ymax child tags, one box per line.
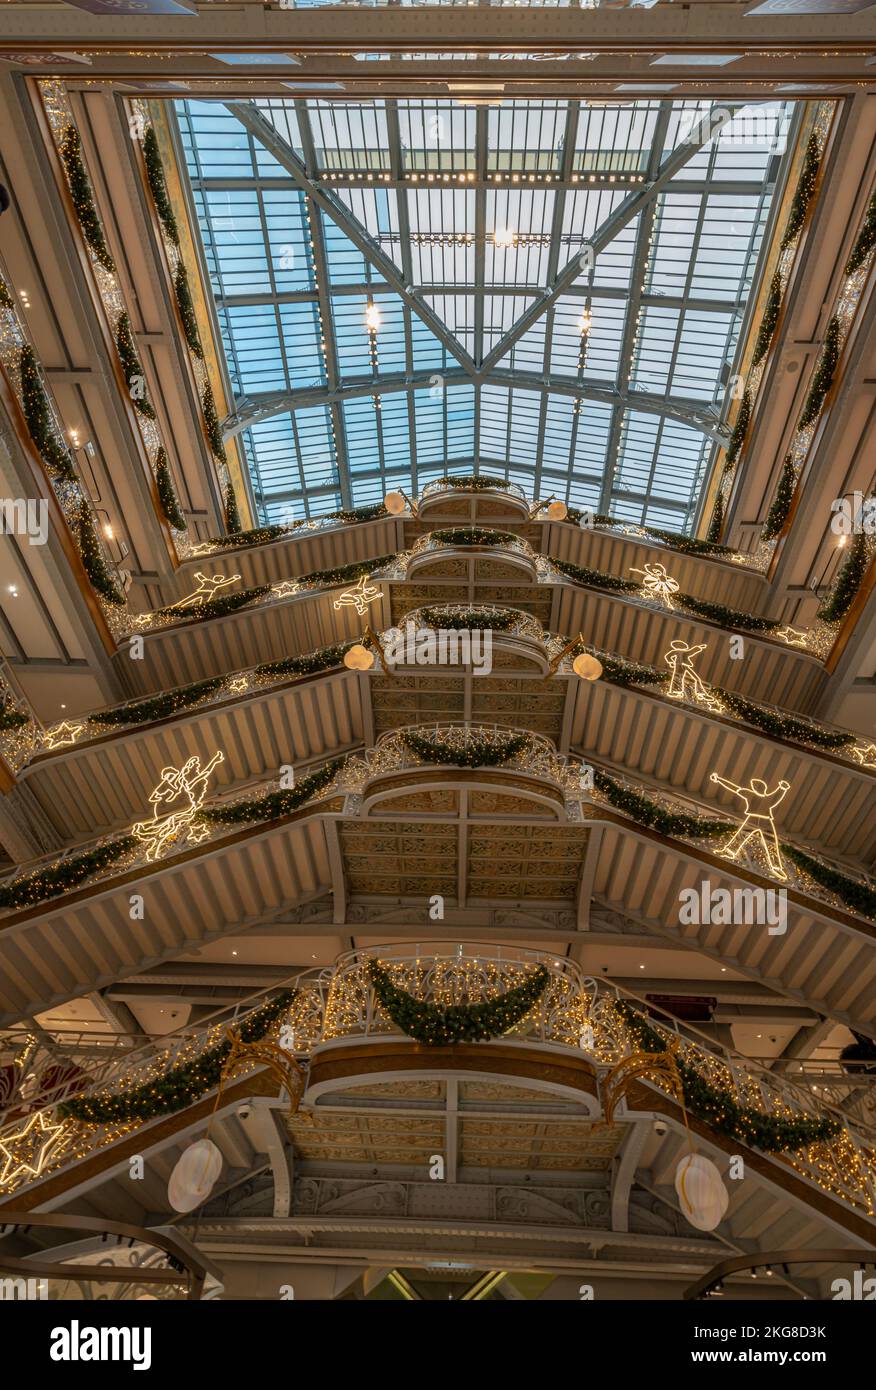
<box><xmin>420</xmin><ymin>477</ymin><xmax>528</xmax><ymax>502</ymax></box>
<box><xmin>1</xmin><ymin>945</ymin><xmax>874</xmax><ymax>1215</ymax></box>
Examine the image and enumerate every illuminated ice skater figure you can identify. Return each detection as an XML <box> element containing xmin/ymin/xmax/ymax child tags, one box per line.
<box><xmin>332</xmin><ymin>572</ymin><xmax>381</xmax><ymax>616</ymax></box>
<box><xmin>709</xmin><ymin>772</ymin><xmax>790</xmax><ymax>880</ymax></box>
<box><xmin>663</xmin><ymin>639</ymin><xmax>721</xmax><ymax>709</ymax></box>
<box><xmin>133</xmin><ymin>750</ymin><xmax>224</xmax><ymax>861</ymax></box>
<box><xmin>631</xmin><ymin>561</ymin><xmax>679</xmax><ymax>607</ymax></box>
<box><xmin>169</xmin><ymin>572</ymin><xmax>240</xmax><ymax>611</ymax></box>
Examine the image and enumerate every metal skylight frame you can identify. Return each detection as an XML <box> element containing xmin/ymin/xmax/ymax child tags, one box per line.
<box><xmin>174</xmin><ymin>95</ymin><xmax>793</xmax><ymax>527</ymax></box>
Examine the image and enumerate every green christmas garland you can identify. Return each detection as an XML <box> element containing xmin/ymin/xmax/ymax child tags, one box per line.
<box><xmin>0</xmin><ymin>705</ymin><xmax>29</xmax><ymax>732</ymax></box>
<box><xmin>158</xmin><ymin>583</ymin><xmax>270</xmax><ymax>622</ymax></box>
<box><xmin>780</xmin><ymin>132</ymin><xmax>822</xmax><ymax>251</ymax></box>
<box><xmin>594</xmin><ymin>769</ymin><xmax>731</xmax><ymax>840</ymax></box>
<box><xmin>58</xmin><ymin>990</ymin><xmax>295</xmax><ymax>1124</ymax></box>
<box><xmin>799</xmin><ymin>315</ymin><xmax>840</xmax><ymax>429</ymax></box>
<box><xmin>0</xmin><ymin>277</ymin><xmax>14</xmax><ymax>310</ymax></box>
<box><xmin>209</xmin><ymin>524</ymin><xmax>286</xmax><ymax>549</ymax></box>
<box><xmin>202</xmin><ymin>381</ymin><xmax>227</xmax><ymax>463</ymax></box>
<box><xmin>203</xmin><ymin>503</ymin><xmax>389</xmax><ymax>552</ymax></box>
<box><xmin>224</xmin><ymin>480</ymin><xmax>242</xmax><ymax>534</ymax></box>
<box><xmin>88</xmin><ymin>678</ymin><xmax>225</xmax><ymax>729</ymax></box>
<box><xmin>431</xmin><ymin>527</ymin><xmax>519</xmax><ymax>546</ymax></box>
<box><xmin>706</xmin><ymin>488</ymin><xmax>724</xmax><ymax>545</ymax></box>
<box><xmin>297</xmin><ymin>555</ymin><xmax>395</xmax><ymax>588</ymax></box>
<box><xmin>0</xmin><ymin>835</ymin><xmax>137</xmax><ymax>911</ymax></box>
<box><xmin>173</xmin><ymin>263</ymin><xmax>204</xmax><ymax>360</ymax></box>
<box><xmin>614</xmin><ymin>1001</ymin><xmax>841</xmax><ymax>1153</ymax></box>
<box><xmin>368</xmin><ymin>959</ymin><xmax>549</xmax><ymax>1046</ymax></box>
<box><xmin>550</xmin><ymin>556</ymin><xmax>639</xmax><ymax>594</ymax></box>
<box><xmin>713</xmin><ymin>688</ymin><xmax>855</xmax><ymax>750</ymax></box>
<box><xmin>571</xmin><ymin>644</ymin><xmax>669</xmax><ymax>691</ymax></box>
<box><xmin>434</xmin><ymin>473</ymin><xmax>511</xmax><ymax>492</ymax></box>
<box><xmin>641</xmin><ymin>527</ymin><xmax>731</xmax><ymax>558</ymax></box>
<box><xmin>762</xmin><ymin>454</ymin><xmax>797</xmax><ymax>541</ymax></box>
<box><xmin>142</xmin><ymin>126</ymin><xmax>180</xmax><ymax>247</ymax></box>
<box><xmin>752</xmin><ymin>270</ymin><xmax>783</xmax><ymax>368</ymax></box>
<box><xmin>197</xmin><ymin>758</ymin><xmax>346</xmax><ymax>826</ymax></box>
<box><xmin>817</xmin><ymin>532</ymin><xmax>870</xmax><ymax>622</ymax></box>
<box><xmin>725</xmin><ymin>390</ymin><xmax>751</xmax><ymax>466</ymax></box>
<box><xmin>59</xmin><ymin>124</ymin><xmax>116</xmax><ymax>274</ymax></box>
<box><xmin>18</xmin><ymin>347</ymin><xmax>77</xmax><ymax>482</ymax></box>
<box><xmin>845</xmin><ymin>188</ymin><xmax>876</xmax><ymax>275</ymax></box>
<box><xmin>781</xmin><ymin>844</ymin><xmax>876</xmax><ymax>920</ymax></box>
<box><xmin>419</xmin><ymin>606</ymin><xmax>518</xmax><ymax>632</ymax></box>
<box><xmin>115</xmin><ymin>312</ymin><xmax>156</xmax><ymax>420</ymax></box>
<box><xmin>155</xmin><ymin>447</ymin><xmax>187</xmax><ymax>531</ymax></box>
<box><xmin>401</xmin><ymin>729</ymin><xmax>532</xmax><ymax>769</ymax></box>
<box><xmin>256</xmin><ymin>641</ymin><xmax>356</xmax><ymax>680</ymax></box>
<box><xmin>74</xmin><ymin>503</ymin><xmax>126</xmax><ymax>606</ymax></box>
<box><xmin>675</xmin><ymin>593</ymin><xmax>780</xmax><ymax>633</ymax></box>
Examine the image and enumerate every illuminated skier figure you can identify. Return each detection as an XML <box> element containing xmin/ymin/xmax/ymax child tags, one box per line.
<box><xmin>631</xmin><ymin>561</ymin><xmax>679</xmax><ymax>607</ymax></box>
<box><xmin>709</xmin><ymin>772</ymin><xmax>791</xmax><ymax>880</ymax></box>
<box><xmin>664</xmin><ymin>639</ymin><xmax>721</xmax><ymax>709</ymax></box>
<box><xmin>133</xmin><ymin>751</ymin><xmax>224</xmax><ymax>861</ymax></box>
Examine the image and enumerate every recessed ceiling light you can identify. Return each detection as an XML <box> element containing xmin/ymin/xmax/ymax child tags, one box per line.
<box><xmin>651</xmin><ymin>54</ymin><xmax>741</xmax><ymax>67</ymax></box>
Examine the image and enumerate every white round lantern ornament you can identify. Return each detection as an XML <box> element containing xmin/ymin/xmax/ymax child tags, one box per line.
<box><xmin>167</xmin><ymin>1138</ymin><xmax>223</xmax><ymax>1214</ymax></box>
<box><xmin>674</xmin><ymin>1152</ymin><xmax>729</xmax><ymax>1232</ymax></box>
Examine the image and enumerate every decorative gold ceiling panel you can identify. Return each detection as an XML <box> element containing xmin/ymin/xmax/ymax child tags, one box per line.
<box><xmin>338</xmin><ymin>1080</ymin><xmax>446</xmax><ymax>1100</ymax></box>
<box><xmin>411</xmin><ymin>557</ymin><xmax>470</xmax><ymax>580</ymax></box>
<box><xmin>461</xmin><ymin>1081</ymin><xmax>574</xmax><ymax>1105</ymax></box>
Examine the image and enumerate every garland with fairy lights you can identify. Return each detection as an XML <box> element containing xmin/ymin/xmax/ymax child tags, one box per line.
<box><xmin>59</xmin><ymin>124</ymin><xmax>116</xmax><ymax>274</ymax></box>
<box><xmin>575</xmin><ymin>646</ymin><xmax>669</xmax><ymax>691</ymax></box>
<box><xmin>0</xmin><ymin>835</ymin><xmax>137</xmax><ymax>911</ymax></box>
<box><xmin>613</xmin><ymin>1001</ymin><xmax>842</xmax><ymax>1153</ymax></box>
<box><xmin>713</xmin><ymin>688</ymin><xmax>855</xmax><ymax>750</ymax></box>
<box><xmin>174</xmin><ymin>263</ymin><xmax>204</xmax><ymax>360</ymax></box>
<box><xmin>640</xmin><ymin>527</ymin><xmax>731</xmax><ymax>558</ymax></box>
<box><xmin>594</xmin><ymin>769</ymin><xmax>731</xmax><ymax>840</ymax></box>
<box><xmin>550</xmin><ymin>556</ymin><xmax>638</xmax><ymax>594</ymax></box>
<box><xmin>845</xmin><ymin>188</ymin><xmax>876</xmax><ymax>274</ymax></box>
<box><xmin>204</xmin><ymin>503</ymin><xmax>389</xmax><ymax>551</ymax></box>
<box><xmin>158</xmin><ymin>583</ymin><xmax>270</xmax><ymax>622</ymax></box>
<box><xmin>0</xmin><ymin>705</ymin><xmax>28</xmax><ymax>732</ymax></box>
<box><xmin>74</xmin><ymin>503</ymin><xmax>125</xmax><ymax>606</ymax></box>
<box><xmin>725</xmin><ymin>390</ymin><xmax>751</xmax><ymax>467</ymax></box>
<box><xmin>224</xmin><ymin>480</ymin><xmax>242</xmax><ymax>534</ymax></box>
<box><xmin>58</xmin><ymin>990</ymin><xmax>295</xmax><ymax>1124</ymax></box>
<box><xmin>368</xmin><ymin>959</ymin><xmax>549</xmax><ymax>1046</ymax></box>
<box><xmin>430</xmin><ymin>527</ymin><xmax>519</xmax><ymax>546</ymax></box>
<box><xmin>752</xmin><ymin>270</ymin><xmax>783</xmax><ymax>368</ymax></box>
<box><xmin>202</xmin><ymin>381</ymin><xmax>226</xmax><ymax>463</ymax></box>
<box><xmin>115</xmin><ymin>312</ymin><xmax>156</xmax><ymax>420</ymax></box>
<box><xmin>155</xmin><ymin>447</ymin><xmax>186</xmax><ymax>530</ymax></box>
<box><xmin>419</xmin><ymin>607</ymin><xmax>518</xmax><ymax>632</ymax></box>
<box><xmin>18</xmin><ymin>346</ymin><xmax>77</xmax><ymax>482</ymax></box>
<box><xmin>401</xmin><ymin>729</ymin><xmax>532</xmax><ymax>769</ymax></box>
<box><xmin>142</xmin><ymin>126</ymin><xmax>180</xmax><ymax>247</ymax></box>
<box><xmin>434</xmin><ymin>474</ymin><xmax>511</xmax><ymax>492</ymax></box>
<box><xmin>706</xmin><ymin>488</ymin><xmax>724</xmax><ymax>545</ymax></box>
<box><xmin>800</xmin><ymin>315</ymin><xmax>840</xmax><ymax>429</ymax></box>
<box><xmin>674</xmin><ymin>594</ymin><xmax>780</xmax><ymax>633</ymax></box>
<box><xmin>256</xmin><ymin>641</ymin><xmax>356</xmax><ymax>679</ymax></box>
<box><xmin>209</xmin><ymin>524</ymin><xmax>286</xmax><ymax>549</ymax></box>
<box><xmin>780</xmin><ymin>133</ymin><xmax>821</xmax><ymax>251</ymax></box>
<box><xmin>88</xmin><ymin>678</ymin><xmax>225</xmax><ymax>729</ymax></box>
<box><xmin>297</xmin><ymin>555</ymin><xmax>395</xmax><ymax>588</ymax></box>
<box><xmin>781</xmin><ymin>844</ymin><xmax>876</xmax><ymax>920</ymax></box>
<box><xmin>762</xmin><ymin>455</ymin><xmax>797</xmax><ymax>541</ymax></box>
<box><xmin>0</xmin><ymin>278</ymin><xmax>13</xmax><ymax>310</ymax></box>
<box><xmin>197</xmin><ymin>758</ymin><xmax>346</xmax><ymax>826</ymax></box>
<box><xmin>818</xmin><ymin>532</ymin><xmax>870</xmax><ymax>622</ymax></box>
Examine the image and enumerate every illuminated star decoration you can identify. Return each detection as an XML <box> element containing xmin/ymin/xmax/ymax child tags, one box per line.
<box><xmin>775</xmin><ymin>625</ymin><xmax>809</xmax><ymax>648</ymax></box>
<box><xmin>850</xmin><ymin>743</ymin><xmax>876</xmax><ymax>768</ymax></box>
<box><xmin>332</xmin><ymin>573</ymin><xmax>382</xmax><ymax>617</ymax></box>
<box><xmin>272</xmin><ymin>580</ymin><xmax>301</xmax><ymax>600</ymax></box>
<box><xmin>132</xmin><ymin>750</ymin><xmax>224</xmax><ymax>862</ymax></box>
<box><xmin>42</xmin><ymin>719</ymin><xmax>86</xmax><ymax>750</ymax></box>
<box><xmin>710</xmin><ymin>771</ymin><xmax>790</xmax><ymax>881</ymax></box>
<box><xmin>226</xmin><ymin>675</ymin><xmax>249</xmax><ymax>695</ymax></box>
<box><xmin>631</xmin><ymin>562</ymin><xmax>680</xmax><ymax>608</ymax></box>
<box><xmin>169</xmin><ymin>572</ymin><xmax>240</xmax><ymax>611</ymax></box>
<box><xmin>0</xmin><ymin>1109</ymin><xmax>70</xmax><ymax>1188</ymax></box>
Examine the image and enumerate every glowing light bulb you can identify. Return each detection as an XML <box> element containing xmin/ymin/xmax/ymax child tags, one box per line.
<box><xmin>493</xmin><ymin>226</ymin><xmax>515</xmax><ymax>249</ymax></box>
<box><xmin>364</xmin><ymin>302</ymin><xmax>382</xmax><ymax>332</ymax></box>
<box><xmin>343</xmin><ymin>644</ymin><xmax>375</xmax><ymax>671</ymax></box>
<box><xmin>578</xmin><ymin>310</ymin><xmax>592</xmax><ymax>335</ymax></box>
<box><xmin>572</xmin><ymin>652</ymin><xmax>603</xmax><ymax>682</ymax></box>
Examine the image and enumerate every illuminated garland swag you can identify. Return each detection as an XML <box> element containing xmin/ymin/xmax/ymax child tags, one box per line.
<box><xmin>762</xmin><ymin>454</ymin><xmax>797</xmax><ymax>541</ymax></box>
<box><xmin>401</xmin><ymin>730</ymin><xmax>532</xmax><ymax>769</ymax></box>
<box><xmin>75</xmin><ymin>503</ymin><xmax>126</xmax><ymax>606</ymax></box>
<box><xmin>0</xmin><ymin>835</ymin><xmax>138</xmax><ymax>911</ymax></box>
<box><xmin>431</xmin><ymin>527</ymin><xmax>519</xmax><ymax>546</ymax></box>
<box><xmin>614</xmin><ymin>1001</ymin><xmax>841</xmax><ymax>1153</ymax></box>
<box><xmin>435</xmin><ymin>473</ymin><xmax>512</xmax><ymax>492</ymax></box>
<box><xmin>712</xmin><ymin>688</ymin><xmax>855</xmax><ymax>751</ymax></box>
<box><xmin>88</xmin><ymin>678</ymin><xmax>225</xmax><ymax>728</ymax></box>
<box><xmin>0</xmin><ymin>705</ymin><xmax>28</xmax><ymax>731</ymax></box>
<box><xmin>59</xmin><ymin>124</ymin><xmax>116</xmax><ymax>273</ymax></box>
<box><xmin>368</xmin><ymin>959</ymin><xmax>550</xmax><ymax>1046</ymax></box>
<box><xmin>115</xmin><ymin>312</ymin><xmax>155</xmax><ymax>420</ymax></box>
<box><xmin>158</xmin><ymin>584</ymin><xmax>270</xmax><ymax>621</ymax></box>
<box><xmin>19</xmin><ymin>346</ymin><xmax>77</xmax><ymax>482</ymax></box>
<box><xmin>155</xmin><ymin>447</ymin><xmax>187</xmax><ymax>531</ymax></box>
<box><xmin>0</xmin><ymin>277</ymin><xmax>13</xmax><ymax>310</ymax></box>
<box><xmin>197</xmin><ymin>758</ymin><xmax>346</xmax><ymax>826</ymax></box>
<box><xmin>845</xmin><ymin>187</ymin><xmax>876</xmax><ymax>274</ymax></box>
<box><xmin>173</xmin><ymin>263</ymin><xmax>204</xmax><ymax>360</ymax></box>
<box><xmin>256</xmin><ymin>641</ymin><xmax>356</xmax><ymax>679</ymax></box>
<box><xmin>142</xmin><ymin>126</ymin><xmax>179</xmax><ymax>243</ymax></box>
<box><xmin>552</xmin><ymin>557</ymin><xmax>779</xmax><ymax>631</ymax></box>
<box><xmin>780</xmin><ymin>132</ymin><xmax>822</xmax><ymax>251</ymax></box>
<box><xmin>817</xmin><ymin>532</ymin><xmax>869</xmax><ymax>622</ymax></box>
<box><xmin>59</xmin><ymin>990</ymin><xmax>295</xmax><ymax>1124</ymax></box>
<box><xmin>752</xmin><ymin>270</ymin><xmax>782</xmax><ymax>368</ymax></box>
<box><xmin>799</xmin><ymin>315</ymin><xmax>840</xmax><ymax>430</ymax></box>
<box><xmin>419</xmin><ymin>607</ymin><xmax>518</xmax><ymax>631</ymax></box>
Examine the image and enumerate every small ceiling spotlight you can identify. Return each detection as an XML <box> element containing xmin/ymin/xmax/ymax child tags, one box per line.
<box><xmin>492</xmin><ymin>226</ymin><xmax>515</xmax><ymax>249</ymax></box>
<box><xmin>578</xmin><ymin>309</ymin><xmax>593</xmax><ymax>335</ymax></box>
<box><xmin>364</xmin><ymin>301</ymin><xmax>382</xmax><ymax>333</ymax></box>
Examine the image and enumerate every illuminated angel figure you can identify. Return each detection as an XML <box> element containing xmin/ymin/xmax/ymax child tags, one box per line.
<box><xmin>169</xmin><ymin>572</ymin><xmax>240</xmax><ymax>611</ymax></box>
<box><xmin>332</xmin><ymin>573</ymin><xmax>381</xmax><ymax>616</ymax></box>
<box><xmin>710</xmin><ymin>772</ymin><xmax>790</xmax><ymax>880</ymax></box>
<box><xmin>663</xmin><ymin>640</ymin><xmax>721</xmax><ymax>710</ymax></box>
<box><xmin>133</xmin><ymin>751</ymin><xmax>224</xmax><ymax>861</ymax></box>
<box><xmin>631</xmin><ymin>562</ymin><xmax>679</xmax><ymax>607</ymax></box>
